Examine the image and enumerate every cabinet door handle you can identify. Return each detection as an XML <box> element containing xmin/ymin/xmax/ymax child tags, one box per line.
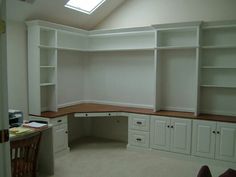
<box><xmin>65</xmin><ymin>131</ymin><xmax>68</xmax><ymax>134</ymax></box>
<box><xmin>217</xmin><ymin>131</ymin><xmax>220</xmax><ymax>134</ymax></box>
<box><xmin>170</xmin><ymin>126</ymin><xmax>174</xmax><ymax>128</ymax></box>
<box><xmin>136</xmin><ymin>121</ymin><xmax>142</xmax><ymax>125</ymax></box>
<box><xmin>136</xmin><ymin>138</ymin><xmax>142</xmax><ymax>141</ymax></box>
<box><xmin>57</xmin><ymin>120</ymin><xmax>62</xmax><ymax>123</ymax></box>
<box><xmin>212</xmin><ymin>131</ymin><xmax>216</xmax><ymax>134</ymax></box>
<box><xmin>167</xmin><ymin>125</ymin><xmax>170</xmax><ymax>128</ymax></box>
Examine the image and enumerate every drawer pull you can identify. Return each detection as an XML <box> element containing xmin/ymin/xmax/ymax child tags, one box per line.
<box><xmin>136</xmin><ymin>121</ymin><xmax>142</xmax><ymax>125</ymax></box>
<box><xmin>136</xmin><ymin>138</ymin><xmax>142</xmax><ymax>141</ymax></box>
<box><xmin>57</xmin><ymin>120</ymin><xmax>62</xmax><ymax>123</ymax></box>
<box><xmin>170</xmin><ymin>126</ymin><xmax>174</xmax><ymax>128</ymax></box>
<box><xmin>217</xmin><ymin>131</ymin><xmax>220</xmax><ymax>134</ymax></box>
<box><xmin>108</xmin><ymin>113</ymin><xmax>111</xmax><ymax>116</ymax></box>
<box><xmin>212</xmin><ymin>131</ymin><xmax>216</xmax><ymax>134</ymax></box>
<box><xmin>85</xmin><ymin>114</ymin><xmax>88</xmax><ymax>117</ymax></box>
<box><xmin>167</xmin><ymin>125</ymin><xmax>170</xmax><ymax>128</ymax></box>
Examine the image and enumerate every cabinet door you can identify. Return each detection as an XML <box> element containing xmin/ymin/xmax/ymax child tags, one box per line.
<box><xmin>150</xmin><ymin>116</ymin><xmax>171</xmax><ymax>151</ymax></box>
<box><xmin>170</xmin><ymin>118</ymin><xmax>191</xmax><ymax>154</ymax></box>
<box><xmin>192</xmin><ymin>120</ymin><xmax>216</xmax><ymax>159</ymax></box>
<box><xmin>215</xmin><ymin>122</ymin><xmax>236</xmax><ymax>162</ymax></box>
<box><xmin>53</xmin><ymin>124</ymin><xmax>68</xmax><ymax>153</ymax></box>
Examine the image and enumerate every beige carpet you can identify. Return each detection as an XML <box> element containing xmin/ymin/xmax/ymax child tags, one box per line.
<box><xmin>40</xmin><ymin>137</ymin><xmax>229</xmax><ymax>177</ymax></box>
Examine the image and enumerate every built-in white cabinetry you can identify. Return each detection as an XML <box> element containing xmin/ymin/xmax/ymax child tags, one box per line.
<box><xmin>29</xmin><ymin>115</ymin><xmax>69</xmax><ymax>157</ymax></box>
<box><xmin>153</xmin><ymin>22</ymin><xmax>201</xmax><ymax>115</ymax></box>
<box><xmin>192</xmin><ymin>120</ymin><xmax>236</xmax><ymax>162</ymax></box>
<box><xmin>150</xmin><ymin>116</ymin><xmax>191</xmax><ymax>155</ymax></box>
<box><xmin>200</xmin><ymin>23</ymin><xmax>236</xmax><ymax>116</ymax></box>
<box><xmin>27</xmin><ymin>23</ymin><xmax>58</xmax><ymax>115</ymax></box>
<box><xmin>128</xmin><ymin>114</ymin><xmax>150</xmax><ymax>148</ymax></box>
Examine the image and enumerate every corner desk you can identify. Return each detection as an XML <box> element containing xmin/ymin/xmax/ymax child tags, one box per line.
<box><xmin>29</xmin><ymin>103</ymin><xmax>236</xmax><ymax>168</ymax></box>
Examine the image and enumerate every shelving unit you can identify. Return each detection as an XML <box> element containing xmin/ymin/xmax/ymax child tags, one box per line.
<box><xmin>200</xmin><ymin>22</ymin><xmax>236</xmax><ymax>116</ymax></box>
<box><xmin>153</xmin><ymin>22</ymin><xmax>201</xmax><ymax>115</ymax></box>
<box><xmin>27</xmin><ymin>20</ymin><xmax>236</xmax><ymax>118</ymax></box>
<box><xmin>27</xmin><ymin>22</ymin><xmax>58</xmax><ymax>115</ymax></box>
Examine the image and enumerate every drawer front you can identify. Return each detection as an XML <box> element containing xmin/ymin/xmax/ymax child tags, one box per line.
<box><xmin>50</xmin><ymin>116</ymin><xmax>67</xmax><ymax>126</ymax></box>
<box><xmin>129</xmin><ymin>130</ymin><xmax>150</xmax><ymax>148</ymax></box>
<box><xmin>129</xmin><ymin>114</ymin><xmax>150</xmax><ymax>131</ymax></box>
<box><xmin>74</xmin><ymin>112</ymin><xmax>117</xmax><ymax>118</ymax></box>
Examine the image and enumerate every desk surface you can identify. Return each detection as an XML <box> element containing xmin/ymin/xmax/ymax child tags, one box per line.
<box><xmin>10</xmin><ymin>126</ymin><xmax>50</xmax><ymax>141</ymax></box>
<box><xmin>30</xmin><ymin>103</ymin><xmax>236</xmax><ymax>123</ymax></box>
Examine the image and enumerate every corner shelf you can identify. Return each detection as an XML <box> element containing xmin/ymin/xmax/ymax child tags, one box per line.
<box><xmin>40</xmin><ymin>66</ymin><xmax>56</xmax><ymax>68</ymax></box>
<box><xmin>39</xmin><ymin>45</ymin><xmax>57</xmax><ymax>49</ymax></box>
<box><xmin>40</xmin><ymin>83</ymin><xmax>56</xmax><ymax>87</ymax></box>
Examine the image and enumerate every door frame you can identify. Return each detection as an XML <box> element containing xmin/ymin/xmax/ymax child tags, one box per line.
<box><xmin>0</xmin><ymin>0</ymin><xmax>11</xmax><ymax>176</ymax></box>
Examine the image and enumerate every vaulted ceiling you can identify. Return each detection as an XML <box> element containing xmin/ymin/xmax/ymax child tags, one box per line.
<box><xmin>7</xmin><ymin>0</ymin><xmax>126</xmax><ymax>29</ymax></box>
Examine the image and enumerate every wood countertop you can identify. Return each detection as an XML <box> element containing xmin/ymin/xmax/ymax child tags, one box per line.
<box><xmin>30</xmin><ymin>103</ymin><xmax>236</xmax><ymax>123</ymax></box>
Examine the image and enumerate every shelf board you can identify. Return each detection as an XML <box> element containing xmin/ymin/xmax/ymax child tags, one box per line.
<box><xmin>156</xmin><ymin>46</ymin><xmax>198</xmax><ymax>50</ymax></box>
<box><xmin>201</xmin><ymin>85</ymin><xmax>236</xmax><ymax>89</ymax></box>
<box><xmin>202</xmin><ymin>45</ymin><xmax>236</xmax><ymax>49</ymax></box>
<box><xmin>40</xmin><ymin>66</ymin><xmax>56</xmax><ymax>68</ymax></box>
<box><xmin>39</xmin><ymin>45</ymin><xmax>57</xmax><ymax>49</ymax></box>
<box><xmin>202</xmin><ymin>66</ymin><xmax>236</xmax><ymax>69</ymax></box>
<box><xmin>40</xmin><ymin>83</ymin><xmax>55</xmax><ymax>87</ymax></box>
<box><xmin>57</xmin><ymin>47</ymin><xmax>155</xmax><ymax>52</ymax></box>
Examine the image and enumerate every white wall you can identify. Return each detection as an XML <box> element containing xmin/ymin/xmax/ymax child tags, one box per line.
<box><xmin>7</xmin><ymin>21</ymin><xmax>28</xmax><ymax>117</ymax></box>
<box><xmin>84</xmin><ymin>51</ymin><xmax>155</xmax><ymax>108</ymax></box>
<box><xmin>57</xmin><ymin>51</ymin><xmax>86</xmax><ymax>107</ymax></box>
<box><xmin>97</xmin><ymin>0</ymin><xmax>236</xmax><ymax>29</ymax></box>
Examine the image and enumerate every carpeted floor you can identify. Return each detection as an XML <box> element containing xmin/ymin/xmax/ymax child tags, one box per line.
<box><xmin>40</xmin><ymin>137</ymin><xmax>229</xmax><ymax>177</ymax></box>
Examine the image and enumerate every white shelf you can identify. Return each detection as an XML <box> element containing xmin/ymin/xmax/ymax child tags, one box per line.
<box><xmin>202</xmin><ymin>66</ymin><xmax>236</xmax><ymax>69</ymax></box>
<box><xmin>40</xmin><ymin>83</ymin><xmax>55</xmax><ymax>87</ymax></box>
<box><xmin>40</xmin><ymin>66</ymin><xmax>56</xmax><ymax>68</ymax></box>
<box><xmin>201</xmin><ymin>85</ymin><xmax>236</xmax><ymax>89</ymax></box>
<box><xmin>57</xmin><ymin>47</ymin><xmax>155</xmax><ymax>52</ymax></box>
<box><xmin>156</xmin><ymin>46</ymin><xmax>198</xmax><ymax>50</ymax></box>
<box><xmin>39</xmin><ymin>45</ymin><xmax>57</xmax><ymax>49</ymax></box>
<box><xmin>202</xmin><ymin>45</ymin><xmax>236</xmax><ymax>49</ymax></box>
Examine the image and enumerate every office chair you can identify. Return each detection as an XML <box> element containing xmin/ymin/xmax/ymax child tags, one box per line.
<box><xmin>10</xmin><ymin>132</ymin><xmax>41</xmax><ymax>177</ymax></box>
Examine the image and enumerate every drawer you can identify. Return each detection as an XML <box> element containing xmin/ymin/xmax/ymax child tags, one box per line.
<box><xmin>129</xmin><ymin>130</ymin><xmax>150</xmax><ymax>148</ymax></box>
<box><xmin>74</xmin><ymin>112</ymin><xmax>118</xmax><ymax>118</ymax></box>
<box><xmin>129</xmin><ymin>114</ymin><xmax>150</xmax><ymax>131</ymax></box>
<box><xmin>50</xmin><ymin>116</ymin><xmax>67</xmax><ymax>126</ymax></box>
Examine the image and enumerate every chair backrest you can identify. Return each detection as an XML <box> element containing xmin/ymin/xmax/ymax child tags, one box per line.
<box><xmin>10</xmin><ymin>132</ymin><xmax>41</xmax><ymax>177</ymax></box>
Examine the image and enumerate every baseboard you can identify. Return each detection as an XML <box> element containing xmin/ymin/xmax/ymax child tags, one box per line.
<box><xmin>83</xmin><ymin>100</ymin><xmax>154</xmax><ymax>109</ymax></box>
<box><xmin>58</xmin><ymin>100</ymin><xmax>153</xmax><ymax>110</ymax></box>
<box><xmin>57</xmin><ymin>100</ymin><xmax>84</xmax><ymax>108</ymax></box>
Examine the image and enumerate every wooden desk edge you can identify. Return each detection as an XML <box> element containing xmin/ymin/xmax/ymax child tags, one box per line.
<box><xmin>29</xmin><ymin>103</ymin><xmax>236</xmax><ymax>123</ymax></box>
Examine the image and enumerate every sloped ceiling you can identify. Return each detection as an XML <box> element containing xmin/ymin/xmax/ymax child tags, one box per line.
<box><xmin>7</xmin><ymin>0</ymin><xmax>126</xmax><ymax>29</ymax></box>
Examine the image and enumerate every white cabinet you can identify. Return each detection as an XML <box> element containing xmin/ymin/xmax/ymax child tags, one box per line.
<box><xmin>53</xmin><ymin>123</ymin><xmax>68</xmax><ymax>154</ymax></box>
<box><xmin>192</xmin><ymin>120</ymin><xmax>236</xmax><ymax>162</ymax></box>
<box><xmin>192</xmin><ymin>120</ymin><xmax>216</xmax><ymax>158</ymax></box>
<box><xmin>29</xmin><ymin>115</ymin><xmax>69</xmax><ymax>157</ymax></box>
<box><xmin>215</xmin><ymin>122</ymin><xmax>236</xmax><ymax>162</ymax></box>
<box><xmin>128</xmin><ymin>114</ymin><xmax>150</xmax><ymax>148</ymax></box>
<box><xmin>151</xmin><ymin>116</ymin><xmax>191</xmax><ymax>155</ymax></box>
<box><xmin>150</xmin><ymin>116</ymin><xmax>170</xmax><ymax>151</ymax></box>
